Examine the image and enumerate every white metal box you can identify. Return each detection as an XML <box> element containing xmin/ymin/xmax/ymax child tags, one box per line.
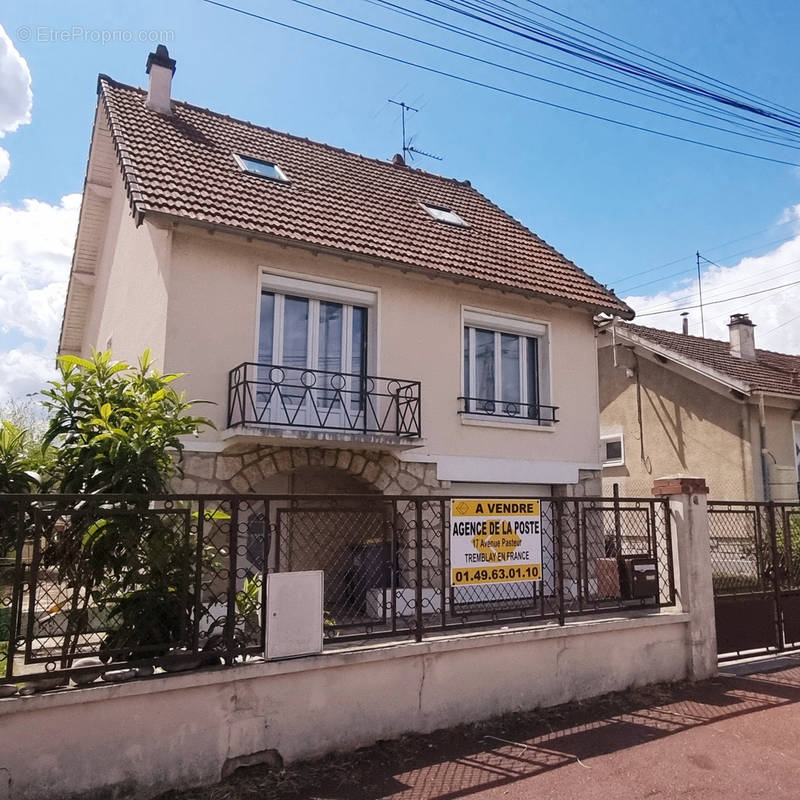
<box><xmin>265</xmin><ymin>571</ymin><xmax>324</xmax><ymax>660</ymax></box>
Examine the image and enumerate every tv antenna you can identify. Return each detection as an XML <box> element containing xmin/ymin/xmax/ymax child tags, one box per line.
<box><xmin>388</xmin><ymin>99</ymin><xmax>442</xmax><ymax>163</ymax></box>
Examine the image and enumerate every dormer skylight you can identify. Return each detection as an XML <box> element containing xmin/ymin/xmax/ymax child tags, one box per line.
<box><xmin>421</xmin><ymin>203</ymin><xmax>468</xmax><ymax>227</ymax></box>
<box><xmin>236</xmin><ymin>154</ymin><xmax>289</xmax><ymax>182</ymax></box>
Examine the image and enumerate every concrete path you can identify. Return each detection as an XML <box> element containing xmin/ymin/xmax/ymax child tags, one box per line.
<box><xmin>164</xmin><ymin>653</ymin><xmax>800</xmax><ymax>800</ymax></box>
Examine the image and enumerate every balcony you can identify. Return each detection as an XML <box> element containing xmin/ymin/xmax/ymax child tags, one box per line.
<box><xmin>458</xmin><ymin>396</ymin><xmax>559</xmax><ymax>424</ymax></box>
<box><xmin>227</xmin><ymin>362</ymin><xmax>422</xmax><ymax>439</ymax></box>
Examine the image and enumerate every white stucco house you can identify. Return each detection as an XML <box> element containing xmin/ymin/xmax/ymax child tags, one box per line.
<box><xmin>59</xmin><ymin>46</ymin><xmax>633</xmax><ymax>499</ymax></box>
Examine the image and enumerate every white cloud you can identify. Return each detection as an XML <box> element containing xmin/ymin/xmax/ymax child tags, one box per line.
<box><xmin>0</xmin><ymin>346</ymin><xmax>58</xmax><ymax>404</ymax></box>
<box><xmin>625</xmin><ymin>208</ymin><xmax>800</xmax><ymax>354</ymax></box>
<box><xmin>0</xmin><ymin>194</ymin><xmax>80</xmax><ymax>401</ymax></box>
<box><xmin>0</xmin><ymin>24</ymin><xmax>33</xmax><ymax>182</ymax></box>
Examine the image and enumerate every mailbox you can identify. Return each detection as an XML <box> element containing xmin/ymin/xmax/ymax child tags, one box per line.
<box><xmin>619</xmin><ymin>556</ymin><xmax>658</xmax><ymax>600</ymax></box>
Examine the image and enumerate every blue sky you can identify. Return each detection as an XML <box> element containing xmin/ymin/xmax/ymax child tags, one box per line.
<box><xmin>1</xmin><ymin>0</ymin><xmax>799</xmax><ymax>398</ymax></box>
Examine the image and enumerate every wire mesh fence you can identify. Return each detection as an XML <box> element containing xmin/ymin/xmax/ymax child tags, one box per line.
<box><xmin>709</xmin><ymin>500</ymin><xmax>800</xmax><ymax>658</ymax></box>
<box><xmin>0</xmin><ymin>492</ymin><xmax>675</xmax><ymax>687</ymax></box>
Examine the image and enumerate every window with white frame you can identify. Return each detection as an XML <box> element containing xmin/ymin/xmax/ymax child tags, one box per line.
<box><xmin>461</xmin><ymin>309</ymin><xmax>552</xmax><ymax>423</ymax></box>
<box><xmin>257</xmin><ymin>273</ymin><xmax>374</xmax><ymax>417</ymax></box>
<box><xmin>601</xmin><ymin>434</ymin><xmax>625</xmax><ymax>467</ymax></box>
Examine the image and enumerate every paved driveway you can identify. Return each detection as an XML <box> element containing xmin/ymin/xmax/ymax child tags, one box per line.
<box><xmin>162</xmin><ymin>654</ymin><xmax>800</xmax><ymax>800</ymax></box>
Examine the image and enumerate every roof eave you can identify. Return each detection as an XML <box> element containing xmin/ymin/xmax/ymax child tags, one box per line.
<box><xmin>613</xmin><ymin>325</ymin><xmax>753</xmax><ymax>395</ymax></box>
<box><xmin>145</xmin><ymin>209</ymin><xmax>631</xmax><ymax>318</ymax></box>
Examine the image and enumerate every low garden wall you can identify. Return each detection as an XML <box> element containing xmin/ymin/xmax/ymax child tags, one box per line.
<box><xmin>0</xmin><ymin>612</ymin><xmax>691</xmax><ymax>800</ymax></box>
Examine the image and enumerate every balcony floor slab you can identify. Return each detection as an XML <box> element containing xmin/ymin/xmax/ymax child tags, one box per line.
<box><xmin>221</xmin><ymin>425</ymin><xmax>427</xmax><ymax>452</ymax></box>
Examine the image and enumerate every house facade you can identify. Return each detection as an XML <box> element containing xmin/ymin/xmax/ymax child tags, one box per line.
<box><xmin>598</xmin><ymin>315</ymin><xmax>800</xmax><ymax>501</ymax></box>
<box><xmin>60</xmin><ymin>47</ymin><xmax>632</xmax><ymax>500</ymax></box>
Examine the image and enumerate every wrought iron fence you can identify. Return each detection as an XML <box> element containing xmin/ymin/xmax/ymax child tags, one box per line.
<box><xmin>227</xmin><ymin>362</ymin><xmax>421</xmax><ymax>437</ymax></box>
<box><xmin>457</xmin><ymin>396</ymin><xmax>558</xmax><ymax>423</ymax></box>
<box><xmin>709</xmin><ymin>501</ymin><xmax>800</xmax><ymax>595</ymax></box>
<box><xmin>709</xmin><ymin>500</ymin><xmax>800</xmax><ymax>658</ymax></box>
<box><xmin>0</xmin><ymin>492</ymin><xmax>675</xmax><ymax>689</ymax></box>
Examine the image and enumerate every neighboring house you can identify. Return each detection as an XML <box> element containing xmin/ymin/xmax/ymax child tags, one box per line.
<box><xmin>60</xmin><ymin>46</ymin><xmax>631</xmax><ymax>501</ymax></box>
<box><xmin>598</xmin><ymin>315</ymin><xmax>800</xmax><ymax>501</ymax></box>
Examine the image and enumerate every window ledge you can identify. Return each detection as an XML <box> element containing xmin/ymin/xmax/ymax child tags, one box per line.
<box><xmin>460</xmin><ymin>415</ymin><xmax>557</xmax><ymax>432</ymax></box>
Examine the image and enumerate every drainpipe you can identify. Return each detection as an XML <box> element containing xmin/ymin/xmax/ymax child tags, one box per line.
<box><xmin>758</xmin><ymin>392</ymin><xmax>771</xmax><ymax>502</ymax></box>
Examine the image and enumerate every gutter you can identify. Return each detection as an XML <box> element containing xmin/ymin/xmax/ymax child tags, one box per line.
<box><xmin>758</xmin><ymin>392</ymin><xmax>771</xmax><ymax>502</ymax></box>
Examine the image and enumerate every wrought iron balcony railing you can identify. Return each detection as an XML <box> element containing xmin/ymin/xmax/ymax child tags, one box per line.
<box><xmin>458</xmin><ymin>396</ymin><xmax>559</xmax><ymax>424</ymax></box>
<box><xmin>227</xmin><ymin>362</ymin><xmax>421</xmax><ymax>438</ymax></box>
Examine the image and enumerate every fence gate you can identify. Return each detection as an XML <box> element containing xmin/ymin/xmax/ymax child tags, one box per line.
<box><xmin>709</xmin><ymin>500</ymin><xmax>800</xmax><ymax>660</ymax></box>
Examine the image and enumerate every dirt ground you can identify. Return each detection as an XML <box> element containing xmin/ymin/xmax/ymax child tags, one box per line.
<box><xmin>159</xmin><ymin>653</ymin><xmax>800</xmax><ymax>800</ymax></box>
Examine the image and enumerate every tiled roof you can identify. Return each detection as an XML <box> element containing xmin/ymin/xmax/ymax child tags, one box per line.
<box><xmin>97</xmin><ymin>77</ymin><xmax>631</xmax><ymax>317</ymax></box>
<box><xmin>621</xmin><ymin>322</ymin><xmax>800</xmax><ymax>397</ymax></box>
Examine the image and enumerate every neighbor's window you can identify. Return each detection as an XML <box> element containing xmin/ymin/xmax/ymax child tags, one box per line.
<box><xmin>421</xmin><ymin>203</ymin><xmax>468</xmax><ymax>227</ymax></box>
<box><xmin>461</xmin><ymin>310</ymin><xmax>552</xmax><ymax>423</ymax></box>
<box><xmin>601</xmin><ymin>434</ymin><xmax>625</xmax><ymax>467</ymax></box>
<box><xmin>236</xmin><ymin>154</ymin><xmax>289</xmax><ymax>182</ymax></box>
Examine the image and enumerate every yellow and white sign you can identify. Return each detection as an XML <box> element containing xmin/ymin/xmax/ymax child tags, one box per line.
<box><xmin>450</xmin><ymin>499</ymin><xmax>542</xmax><ymax>586</ymax></box>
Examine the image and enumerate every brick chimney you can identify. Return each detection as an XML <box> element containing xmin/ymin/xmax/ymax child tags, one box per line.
<box><xmin>145</xmin><ymin>45</ymin><xmax>176</xmax><ymax>115</ymax></box>
<box><xmin>728</xmin><ymin>313</ymin><xmax>756</xmax><ymax>361</ymax></box>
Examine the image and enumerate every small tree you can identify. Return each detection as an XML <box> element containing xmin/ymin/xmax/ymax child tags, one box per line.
<box><xmin>42</xmin><ymin>349</ymin><xmax>208</xmax><ymax>494</ymax></box>
<box><xmin>36</xmin><ymin>350</ymin><xmax>212</xmax><ymax>663</ymax></box>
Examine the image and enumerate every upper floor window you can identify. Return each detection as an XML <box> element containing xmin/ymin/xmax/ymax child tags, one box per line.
<box><xmin>258</xmin><ymin>275</ymin><xmax>372</xmax><ymax>383</ymax></box>
<box><xmin>461</xmin><ymin>309</ymin><xmax>555</xmax><ymax>424</ymax></box>
<box><xmin>236</xmin><ymin>154</ymin><xmax>289</xmax><ymax>182</ymax></box>
<box><xmin>421</xmin><ymin>203</ymin><xmax>468</xmax><ymax>227</ymax></box>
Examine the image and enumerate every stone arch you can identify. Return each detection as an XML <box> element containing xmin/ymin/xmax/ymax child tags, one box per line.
<box><xmin>176</xmin><ymin>445</ymin><xmax>443</xmax><ymax>495</ymax></box>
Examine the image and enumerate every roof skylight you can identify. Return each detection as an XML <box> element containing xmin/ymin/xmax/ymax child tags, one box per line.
<box><xmin>421</xmin><ymin>203</ymin><xmax>468</xmax><ymax>227</ymax></box>
<box><xmin>236</xmin><ymin>155</ymin><xmax>289</xmax><ymax>182</ymax></box>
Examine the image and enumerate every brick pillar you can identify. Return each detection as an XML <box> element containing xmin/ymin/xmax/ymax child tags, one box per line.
<box><xmin>653</xmin><ymin>476</ymin><xmax>716</xmax><ymax>680</ymax></box>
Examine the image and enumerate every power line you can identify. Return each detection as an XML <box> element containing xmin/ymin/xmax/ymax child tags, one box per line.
<box><xmin>617</xmin><ymin>233</ymin><xmax>800</xmax><ymax>295</ymax></box>
<box><xmin>274</xmin><ymin>0</ymin><xmax>800</xmax><ymax>151</ymax></box>
<box><xmin>201</xmin><ymin>0</ymin><xmax>800</xmax><ymax>168</ymax></box>
<box><xmin>500</xmin><ymin>0</ymin><xmax>800</xmax><ymax>123</ymax></box>
<box><xmin>425</xmin><ymin>0</ymin><xmax>800</xmax><ymax>129</ymax></box>
<box><xmin>631</xmin><ymin>255</ymin><xmax>800</xmax><ymax>315</ymax></box>
<box><xmin>363</xmin><ymin>0</ymin><xmax>800</xmax><ymax>145</ymax></box>
<box><xmin>520</xmin><ymin>0</ymin><xmax>800</xmax><ymax>123</ymax></box>
<box><xmin>635</xmin><ymin>276</ymin><xmax>800</xmax><ymax>317</ymax></box>
<box><xmin>610</xmin><ymin>220</ymin><xmax>800</xmax><ymax>289</ymax></box>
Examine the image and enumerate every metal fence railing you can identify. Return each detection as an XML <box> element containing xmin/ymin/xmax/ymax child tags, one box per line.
<box><xmin>0</xmin><ymin>493</ymin><xmax>675</xmax><ymax>689</ymax></box>
<box><xmin>227</xmin><ymin>362</ymin><xmax>422</xmax><ymax>437</ymax></box>
<box><xmin>709</xmin><ymin>500</ymin><xmax>800</xmax><ymax>659</ymax></box>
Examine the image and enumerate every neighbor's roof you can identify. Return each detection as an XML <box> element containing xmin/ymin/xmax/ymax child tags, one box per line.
<box><xmin>620</xmin><ymin>322</ymin><xmax>800</xmax><ymax>397</ymax></box>
<box><xmin>96</xmin><ymin>76</ymin><xmax>631</xmax><ymax>317</ymax></box>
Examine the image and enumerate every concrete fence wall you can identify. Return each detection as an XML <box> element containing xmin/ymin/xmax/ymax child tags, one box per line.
<box><xmin>0</xmin><ymin>478</ymin><xmax>716</xmax><ymax>800</ymax></box>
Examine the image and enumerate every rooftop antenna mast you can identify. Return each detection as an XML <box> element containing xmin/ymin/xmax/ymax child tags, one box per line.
<box><xmin>388</xmin><ymin>99</ymin><xmax>442</xmax><ymax>163</ymax></box>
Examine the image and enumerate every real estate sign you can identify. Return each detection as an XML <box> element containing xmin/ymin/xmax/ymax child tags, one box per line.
<box><xmin>450</xmin><ymin>499</ymin><xmax>542</xmax><ymax>586</ymax></box>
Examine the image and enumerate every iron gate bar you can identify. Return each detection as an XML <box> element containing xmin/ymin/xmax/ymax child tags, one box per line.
<box><xmin>767</xmin><ymin>502</ymin><xmax>784</xmax><ymax>653</ymax></box>
<box><xmin>0</xmin><ymin>493</ymin><xmax>676</xmax><ymax>682</ymax></box>
<box><xmin>710</xmin><ymin>499</ymin><xmax>800</xmax><ymax>660</ymax></box>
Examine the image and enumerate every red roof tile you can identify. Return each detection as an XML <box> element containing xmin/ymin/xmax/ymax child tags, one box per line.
<box><xmin>98</xmin><ymin>76</ymin><xmax>632</xmax><ymax>317</ymax></box>
<box><xmin>621</xmin><ymin>322</ymin><xmax>800</xmax><ymax>397</ymax></box>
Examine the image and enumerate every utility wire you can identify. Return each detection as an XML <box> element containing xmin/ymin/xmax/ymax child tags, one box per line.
<box><xmin>517</xmin><ymin>0</ymin><xmax>800</xmax><ymax>122</ymax></box>
<box><xmin>201</xmin><ymin>0</ymin><xmax>800</xmax><ymax>168</ymax></box>
<box><xmin>362</xmin><ymin>0</ymin><xmax>800</xmax><ymax>145</ymax></box>
<box><xmin>615</xmin><ymin>232</ymin><xmax>799</xmax><ymax>293</ymax></box>
<box><xmin>608</xmin><ymin>217</ymin><xmax>800</xmax><ymax>288</ymax></box>
<box><xmin>426</xmin><ymin>0</ymin><xmax>800</xmax><ymax>128</ymax></box>
<box><xmin>277</xmin><ymin>0</ymin><xmax>800</xmax><ymax>151</ymax></box>
<box><xmin>635</xmin><ymin>276</ymin><xmax>800</xmax><ymax>317</ymax></box>
<box><xmin>632</xmin><ymin>255</ymin><xmax>800</xmax><ymax>314</ymax></box>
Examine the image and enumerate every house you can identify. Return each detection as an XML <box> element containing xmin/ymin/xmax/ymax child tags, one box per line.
<box><xmin>59</xmin><ymin>46</ymin><xmax>631</xmax><ymax>502</ymax></box>
<box><xmin>598</xmin><ymin>314</ymin><xmax>800</xmax><ymax>501</ymax></box>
